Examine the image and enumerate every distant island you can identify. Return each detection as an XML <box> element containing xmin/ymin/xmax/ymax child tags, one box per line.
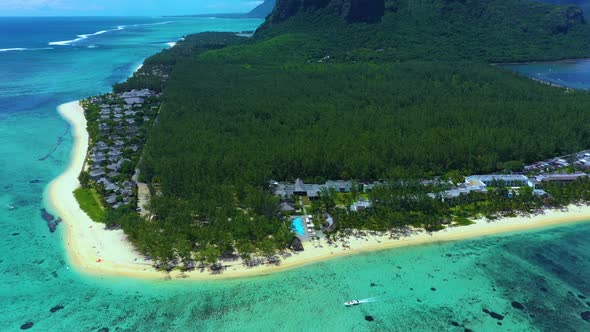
<box><xmin>51</xmin><ymin>0</ymin><xmax>590</xmax><ymax>278</ymax></box>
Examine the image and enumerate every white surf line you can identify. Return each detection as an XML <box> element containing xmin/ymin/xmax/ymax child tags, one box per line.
<box><xmin>49</xmin><ymin>25</ymin><xmax>127</xmax><ymax>46</ymax></box>
<box><xmin>49</xmin><ymin>21</ymin><xmax>175</xmax><ymax>46</ymax></box>
<box><xmin>0</xmin><ymin>47</ymin><xmax>54</xmax><ymax>52</ymax></box>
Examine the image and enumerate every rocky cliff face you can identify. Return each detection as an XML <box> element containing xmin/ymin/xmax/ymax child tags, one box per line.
<box><xmin>552</xmin><ymin>6</ymin><xmax>585</xmax><ymax>33</ymax></box>
<box><xmin>268</xmin><ymin>0</ymin><xmax>385</xmax><ymax>24</ymax></box>
<box><xmin>247</xmin><ymin>0</ymin><xmax>277</xmax><ymax>18</ymax></box>
<box><xmin>343</xmin><ymin>0</ymin><xmax>386</xmax><ymax>22</ymax></box>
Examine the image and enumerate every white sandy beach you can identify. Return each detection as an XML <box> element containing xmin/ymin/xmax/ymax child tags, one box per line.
<box><xmin>48</xmin><ymin>101</ymin><xmax>590</xmax><ymax>281</ymax></box>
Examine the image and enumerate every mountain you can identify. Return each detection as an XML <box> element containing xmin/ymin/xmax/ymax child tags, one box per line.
<box><xmin>266</xmin><ymin>0</ymin><xmax>385</xmax><ymax>23</ymax></box>
<box><xmin>248</xmin><ymin>0</ymin><xmax>277</xmax><ymax>18</ymax></box>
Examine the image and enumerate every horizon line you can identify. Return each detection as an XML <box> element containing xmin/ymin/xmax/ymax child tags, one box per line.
<box><xmin>0</xmin><ymin>12</ymin><xmax>253</xmax><ymax>18</ymax></box>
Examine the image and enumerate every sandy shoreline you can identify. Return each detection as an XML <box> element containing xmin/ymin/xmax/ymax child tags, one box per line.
<box><xmin>48</xmin><ymin>101</ymin><xmax>590</xmax><ymax>281</ymax></box>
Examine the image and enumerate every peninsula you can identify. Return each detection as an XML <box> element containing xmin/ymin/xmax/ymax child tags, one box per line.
<box><xmin>50</xmin><ymin>0</ymin><xmax>590</xmax><ymax>279</ymax></box>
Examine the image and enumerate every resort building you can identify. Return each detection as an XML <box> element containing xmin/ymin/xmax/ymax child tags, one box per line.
<box><xmin>535</xmin><ymin>172</ymin><xmax>588</xmax><ymax>184</ymax></box>
<box><xmin>465</xmin><ymin>175</ymin><xmax>534</xmax><ymax>188</ymax></box>
<box><xmin>279</xmin><ymin>202</ymin><xmax>295</xmax><ymax>212</ymax></box>
<box><xmin>350</xmin><ymin>198</ymin><xmax>372</xmax><ymax>211</ymax></box>
<box><xmin>273</xmin><ymin>178</ymin><xmax>386</xmax><ymax>200</ymax></box>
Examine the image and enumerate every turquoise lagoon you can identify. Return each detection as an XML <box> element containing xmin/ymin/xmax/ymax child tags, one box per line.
<box><xmin>505</xmin><ymin>59</ymin><xmax>590</xmax><ymax>90</ymax></box>
<box><xmin>2</xmin><ymin>17</ymin><xmax>590</xmax><ymax>331</ymax></box>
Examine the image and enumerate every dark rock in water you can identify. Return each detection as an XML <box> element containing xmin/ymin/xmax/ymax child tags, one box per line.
<box><xmin>50</xmin><ymin>305</ymin><xmax>64</xmax><ymax>313</ymax></box>
<box><xmin>491</xmin><ymin>312</ymin><xmax>505</xmax><ymax>320</ymax></box>
<box><xmin>370</xmin><ymin>282</ymin><xmax>378</xmax><ymax>287</ymax></box>
<box><xmin>430</xmin><ymin>287</ymin><xmax>436</xmax><ymax>291</ymax></box>
<box><xmin>12</xmin><ymin>233</ymin><xmax>19</xmax><ymax>236</ymax></box>
<box><xmin>41</xmin><ymin>209</ymin><xmax>61</xmax><ymax>233</ymax></box>
<box><xmin>98</xmin><ymin>328</ymin><xmax>110</xmax><ymax>332</ymax></box>
<box><xmin>364</xmin><ymin>315</ymin><xmax>374</xmax><ymax>322</ymax></box>
<box><xmin>579</xmin><ymin>294</ymin><xmax>587</xmax><ymax>300</ymax></box>
<box><xmin>581</xmin><ymin>311</ymin><xmax>590</xmax><ymax>321</ymax></box>
<box><xmin>464</xmin><ymin>329</ymin><xmax>474</xmax><ymax>332</ymax></box>
<box><xmin>51</xmin><ymin>271</ymin><xmax>58</xmax><ymax>278</ymax></box>
<box><xmin>497</xmin><ymin>322</ymin><xmax>502</xmax><ymax>326</ymax></box>
<box><xmin>483</xmin><ymin>309</ymin><xmax>505</xmax><ymax>320</ymax></box>
<box><xmin>20</xmin><ymin>322</ymin><xmax>34</xmax><ymax>330</ymax></box>
<box><xmin>450</xmin><ymin>321</ymin><xmax>460</xmax><ymax>327</ymax></box>
<box><xmin>41</xmin><ymin>208</ymin><xmax>55</xmax><ymax>221</ymax></box>
<box><xmin>290</xmin><ymin>237</ymin><xmax>304</xmax><ymax>251</ymax></box>
<box><xmin>47</xmin><ymin>218</ymin><xmax>62</xmax><ymax>233</ymax></box>
<box><xmin>540</xmin><ymin>287</ymin><xmax>548</xmax><ymax>292</ymax></box>
<box><xmin>511</xmin><ymin>301</ymin><xmax>525</xmax><ymax>310</ymax></box>
<box><xmin>29</xmin><ymin>179</ymin><xmax>41</xmax><ymax>184</ymax></box>
<box><xmin>417</xmin><ymin>298</ymin><xmax>422</xmax><ymax>302</ymax></box>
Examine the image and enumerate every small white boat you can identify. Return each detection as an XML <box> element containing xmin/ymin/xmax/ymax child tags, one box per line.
<box><xmin>7</xmin><ymin>204</ymin><xmax>15</xmax><ymax>210</ymax></box>
<box><xmin>344</xmin><ymin>300</ymin><xmax>361</xmax><ymax>307</ymax></box>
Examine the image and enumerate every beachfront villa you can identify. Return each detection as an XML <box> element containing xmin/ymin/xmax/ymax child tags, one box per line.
<box><xmin>535</xmin><ymin>172</ymin><xmax>588</xmax><ymax>184</ymax></box>
<box><xmin>82</xmin><ymin>89</ymin><xmax>160</xmax><ymax>209</ymax></box>
<box><xmin>350</xmin><ymin>197</ymin><xmax>372</xmax><ymax>211</ymax></box>
<box><xmin>273</xmin><ymin>178</ymin><xmax>375</xmax><ymax>199</ymax></box>
<box><xmin>465</xmin><ymin>174</ymin><xmax>534</xmax><ymax>188</ymax></box>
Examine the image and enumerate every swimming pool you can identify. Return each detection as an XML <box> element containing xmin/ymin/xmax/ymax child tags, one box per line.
<box><xmin>291</xmin><ymin>217</ymin><xmax>305</xmax><ymax>236</ymax></box>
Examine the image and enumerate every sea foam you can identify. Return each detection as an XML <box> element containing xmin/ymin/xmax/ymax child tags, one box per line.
<box><xmin>47</xmin><ymin>22</ymin><xmax>172</xmax><ymax>47</ymax></box>
<box><xmin>49</xmin><ymin>28</ymin><xmax>118</xmax><ymax>46</ymax></box>
<box><xmin>0</xmin><ymin>47</ymin><xmax>53</xmax><ymax>53</ymax></box>
<box><xmin>0</xmin><ymin>48</ymin><xmax>27</xmax><ymax>52</ymax></box>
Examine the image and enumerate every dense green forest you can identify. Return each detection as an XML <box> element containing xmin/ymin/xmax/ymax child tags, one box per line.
<box><xmin>101</xmin><ymin>0</ymin><xmax>590</xmax><ymax>269</ymax></box>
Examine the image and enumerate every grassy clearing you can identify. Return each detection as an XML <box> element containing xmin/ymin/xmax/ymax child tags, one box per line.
<box><xmin>74</xmin><ymin>187</ymin><xmax>107</xmax><ymax>223</ymax></box>
<box><xmin>453</xmin><ymin>216</ymin><xmax>475</xmax><ymax>226</ymax></box>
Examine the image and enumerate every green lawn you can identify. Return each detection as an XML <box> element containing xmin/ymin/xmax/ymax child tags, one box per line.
<box><xmin>453</xmin><ymin>216</ymin><xmax>475</xmax><ymax>227</ymax></box>
<box><xmin>74</xmin><ymin>187</ymin><xmax>107</xmax><ymax>223</ymax></box>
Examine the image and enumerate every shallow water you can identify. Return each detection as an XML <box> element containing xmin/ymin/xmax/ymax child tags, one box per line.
<box><xmin>505</xmin><ymin>59</ymin><xmax>590</xmax><ymax>90</ymax></box>
<box><xmin>3</xmin><ymin>16</ymin><xmax>590</xmax><ymax>331</ymax></box>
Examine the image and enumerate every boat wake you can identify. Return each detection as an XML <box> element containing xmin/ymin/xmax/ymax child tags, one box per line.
<box><xmin>358</xmin><ymin>297</ymin><xmax>379</xmax><ymax>304</ymax></box>
<box><xmin>344</xmin><ymin>297</ymin><xmax>380</xmax><ymax>307</ymax></box>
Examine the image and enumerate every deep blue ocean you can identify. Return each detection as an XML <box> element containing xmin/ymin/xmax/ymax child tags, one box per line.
<box><xmin>3</xmin><ymin>16</ymin><xmax>590</xmax><ymax>331</ymax></box>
